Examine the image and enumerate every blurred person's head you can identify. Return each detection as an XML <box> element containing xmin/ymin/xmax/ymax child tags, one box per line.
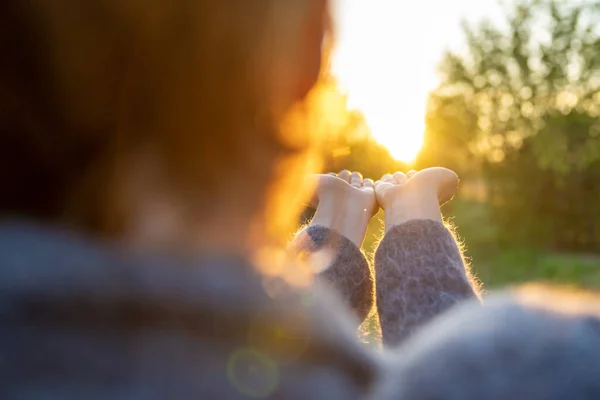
<box><xmin>0</xmin><ymin>0</ymin><xmax>330</xmax><ymax>253</ymax></box>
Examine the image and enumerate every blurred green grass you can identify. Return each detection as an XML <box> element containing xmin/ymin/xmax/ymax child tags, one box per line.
<box><xmin>307</xmin><ymin>197</ymin><xmax>600</xmax><ymax>343</ymax></box>
<box><xmin>303</xmin><ymin>188</ymin><xmax>600</xmax><ymax>290</ymax></box>
<box><xmin>447</xmin><ymin>199</ymin><xmax>600</xmax><ymax>291</ymax></box>
<box><xmin>361</xmin><ymin>199</ymin><xmax>600</xmax><ymax>291</ymax></box>
<box><xmin>358</xmin><ymin>198</ymin><xmax>600</xmax><ymax>344</ymax></box>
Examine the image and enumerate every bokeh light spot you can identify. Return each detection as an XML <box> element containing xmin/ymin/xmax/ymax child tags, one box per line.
<box><xmin>227</xmin><ymin>348</ymin><xmax>279</xmax><ymax>398</ymax></box>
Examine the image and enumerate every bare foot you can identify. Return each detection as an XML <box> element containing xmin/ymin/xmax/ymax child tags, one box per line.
<box><xmin>375</xmin><ymin>167</ymin><xmax>459</xmax><ymax>231</ymax></box>
<box><xmin>309</xmin><ymin>170</ymin><xmax>378</xmax><ymax>247</ymax></box>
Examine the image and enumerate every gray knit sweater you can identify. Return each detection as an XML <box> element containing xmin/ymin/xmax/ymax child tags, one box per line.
<box><xmin>1</xmin><ymin>219</ymin><xmax>599</xmax><ymax>399</ymax></box>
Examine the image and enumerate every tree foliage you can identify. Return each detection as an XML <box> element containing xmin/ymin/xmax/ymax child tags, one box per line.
<box><xmin>423</xmin><ymin>0</ymin><xmax>600</xmax><ymax>251</ymax></box>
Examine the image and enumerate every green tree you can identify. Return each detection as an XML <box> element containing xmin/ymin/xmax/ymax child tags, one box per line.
<box><xmin>423</xmin><ymin>0</ymin><xmax>600</xmax><ymax>251</ymax></box>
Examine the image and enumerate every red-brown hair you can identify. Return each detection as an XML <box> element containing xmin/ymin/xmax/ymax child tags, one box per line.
<box><xmin>0</xmin><ymin>0</ymin><xmax>329</xmax><ymax>239</ymax></box>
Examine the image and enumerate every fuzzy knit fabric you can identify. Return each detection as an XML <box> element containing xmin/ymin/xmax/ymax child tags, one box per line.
<box><xmin>291</xmin><ymin>225</ymin><xmax>374</xmax><ymax>323</ymax></box>
<box><xmin>2</xmin><ymin>219</ymin><xmax>600</xmax><ymax>399</ymax></box>
<box><xmin>376</xmin><ymin>287</ymin><xmax>600</xmax><ymax>400</ymax></box>
<box><xmin>375</xmin><ymin>220</ymin><xmax>478</xmax><ymax>346</ymax></box>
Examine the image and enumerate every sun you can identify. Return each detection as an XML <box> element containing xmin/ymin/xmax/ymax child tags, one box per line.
<box><xmin>331</xmin><ymin>0</ymin><xmax>432</xmax><ymax>163</ymax></box>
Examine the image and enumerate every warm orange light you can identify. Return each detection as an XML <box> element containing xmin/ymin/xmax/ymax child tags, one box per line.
<box><xmin>331</xmin><ymin>1</ymin><xmax>428</xmax><ymax>163</ymax></box>
<box><xmin>331</xmin><ymin>0</ymin><xmax>506</xmax><ymax>163</ymax></box>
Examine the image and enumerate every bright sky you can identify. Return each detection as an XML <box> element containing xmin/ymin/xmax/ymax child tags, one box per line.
<box><xmin>332</xmin><ymin>0</ymin><xmax>505</xmax><ymax>162</ymax></box>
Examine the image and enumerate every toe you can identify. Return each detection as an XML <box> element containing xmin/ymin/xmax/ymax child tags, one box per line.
<box><xmin>350</xmin><ymin>171</ymin><xmax>363</xmax><ymax>187</ymax></box>
<box><xmin>381</xmin><ymin>173</ymin><xmax>394</xmax><ymax>183</ymax></box>
<box><xmin>338</xmin><ymin>170</ymin><xmax>351</xmax><ymax>183</ymax></box>
<box><xmin>393</xmin><ymin>171</ymin><xmax>408</xmax><ymax>184</ymax></box>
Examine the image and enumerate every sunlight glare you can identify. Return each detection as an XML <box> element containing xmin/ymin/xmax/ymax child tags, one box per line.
<box><xmin>331</xmin><ymin>0</ymin><xmax>505</xmax><ymax>163</ymax></box>
<box><xmin>331</xmin><ymin>0</ymin><xmax>430</xmax><ymax>163</ymax></box>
